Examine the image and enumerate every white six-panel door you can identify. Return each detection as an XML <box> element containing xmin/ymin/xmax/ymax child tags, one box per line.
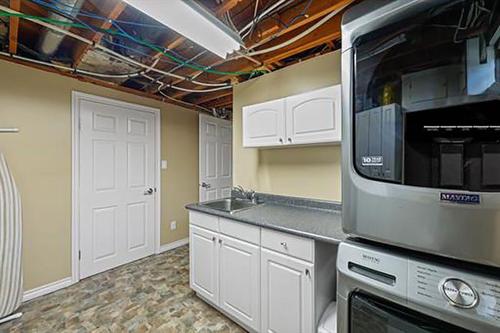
<box><xmin>78</xmin><ymin>97</ymin><xmax>157</xmax><ymax>279</ymax></box>
<box><xmin>199</xmin><ymin>114</ymin><xmax>232</xmax><ymax>202</ymax></box>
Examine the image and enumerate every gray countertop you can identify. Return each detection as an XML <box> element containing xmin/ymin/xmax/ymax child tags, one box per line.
<box><xmin>186</xmin><ymin>195</ymin><xmax>345</xmax><ymax>244</ymax></box>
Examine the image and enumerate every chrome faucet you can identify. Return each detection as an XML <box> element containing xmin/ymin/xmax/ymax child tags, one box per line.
<box><xmin>233</xmin><ymin>185</ymin><xmax>258</xmax><ymax>204</ymax></box>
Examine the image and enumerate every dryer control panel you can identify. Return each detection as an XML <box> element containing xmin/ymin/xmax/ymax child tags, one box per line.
<box><xmin>409</xmin><ymin>260</ymin><xmax>500</xmax><ymax>326</ymax></box>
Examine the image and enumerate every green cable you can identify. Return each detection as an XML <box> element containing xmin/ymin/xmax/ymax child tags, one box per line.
<box><xmin>0</xmin><ymin>11</ymin><xmax>269</xmax><ymax>77</ymax></box>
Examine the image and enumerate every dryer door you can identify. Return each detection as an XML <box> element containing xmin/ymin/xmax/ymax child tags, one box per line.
<box><xmin>349</xmin><ymin>292</ymin><xmax>472</xmax><ymax>333</ymax></box>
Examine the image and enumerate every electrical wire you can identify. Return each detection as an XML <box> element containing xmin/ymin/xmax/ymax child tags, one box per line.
<box><xmin>141</xmin><ymin>72</ymin><xmax>213</xmax><ymax>113</ymax></box>
<box><xmin>235</xmin><ymin>3</ymin><xmax>349</xmax><ymax>59</ymax></box>
<box><xmin>240</xmin><ymin>0</ymin><xmax>289</xmax><ymax>39</ymax></box>
<box><xmin>0</xmin><ymin>5</ymin><xmax>232</xmax><ymax>87</ymax></box>
<box><xmin>33</xmin><ymin>0</ymin><xmax>169</xmax><ymax>29</ymax></box>
<box><xmin>160</xmin><ymin>0</ymin><xmax>294</xmax><ymax>80</ymax></box>
<box><xmin>0</xmin><ymin>50</ymin><xmax>142</xmax><ymax>78</ymax></box>
<box><xmin>0</xmin><ymin>49</ymin><xmax>228</xmax><ymax>115</ymax></box>
<box><xmin>26</xmin><ymin>0</ymin><xmax>264</xmax><ymax>77</ymax></box>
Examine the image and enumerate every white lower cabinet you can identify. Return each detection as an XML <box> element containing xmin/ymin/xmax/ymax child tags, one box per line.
<box><xmin>190</xmin><ymin>225</ymin><xmax>219</xmax><ymax>305</ymax></box>
<box><xmin>219</xmin><ymin>234</ymin><xmax>261</xmax><ymax>331</ymax></box>
<box><xmin>261</xmin><ymin>248</ymin><xmax>314</xmax><ymax>333</ymax></box>
<box><xmin>189</xmin><ymin>212</ymin><xmax>336</xmax><ymax>333</ymax></box>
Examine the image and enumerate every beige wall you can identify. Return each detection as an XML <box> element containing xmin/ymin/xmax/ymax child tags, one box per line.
<box><xmin>233</xmin><ymin>51</ymin><xmax>342</xmax><ymax>201</ymax></box>
<box><xmin>0</xmin><ymin>59</ymin><xmax>198</xmax><ymax>290</ymax></box>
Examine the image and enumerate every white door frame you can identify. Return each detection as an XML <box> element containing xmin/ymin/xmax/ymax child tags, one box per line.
<box><xmin>71</xmin><ymin>91</ymin><xmax>161</xmax><ymax>283</ymax></box>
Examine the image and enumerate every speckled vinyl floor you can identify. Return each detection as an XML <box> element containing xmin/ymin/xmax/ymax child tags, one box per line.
<box><xmin>0</xmin><ymin>245</ymin><xmax>245</xmax><ymax>333</ymax></box>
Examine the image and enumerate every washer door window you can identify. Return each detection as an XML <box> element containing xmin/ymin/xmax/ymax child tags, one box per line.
<box><xmin>349</xmin><ymin>292</ymin><xmax>472</xmax><ymax>332</ymax></box>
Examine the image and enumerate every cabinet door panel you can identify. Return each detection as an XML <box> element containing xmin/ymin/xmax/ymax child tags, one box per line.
<box><xmin>261</xmin><ymin>249</ymin><xmax>314</xmax><ymax>333</ymax></box>
<box><xmin>190</xmin><ymin>225</ymin><xmax>219</xmax><ymax>305</ymax></box>
<box><xmin>219</xmin><ymin>235</ymin><xmax>261</xmax><ymax>331</ymax></box>
<box><xmin>243</xmin><ymin>99</ymin><xmax>286</xmax><ymax>147</ymax></box>
<box><xmin>286</xmin><ymin>85</ymin><xmax>341</xmax><ymax>144</ymax></box>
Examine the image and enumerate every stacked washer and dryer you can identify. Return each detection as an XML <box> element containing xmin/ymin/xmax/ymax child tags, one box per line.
<box><xmin>338</xmin><ymin>1</ymin><xmax>500</xmax><ymax>332</ymax></box>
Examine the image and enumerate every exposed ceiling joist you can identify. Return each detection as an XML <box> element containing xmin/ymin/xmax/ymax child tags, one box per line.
<box><xmin>8</xmin><ymin>0</ymin><xmax>20</xmax><ymax>54</ymax></box>
<box><xmin>249</xmin><ymin>0</ymin><xmax>353</xmax><ymax>49</ymax></box>
<box><xmin>172</xmin><ymin>12</ymin><xmax>344</xmax><ymax>100</ymax></box>
<box><xmin>194</xmin><ymin>89</ymin><xmax>233</xmax><ymax>105</ymax></box>
<box><xmin>262</xmin><ymin>17</ymin><xmax>343</xmax><ymax>65</ymax></box>
<box><xmin>0</xmin><ymin>0</ymin><xmax>355</xmax><ymax>112</ymax></box>
<box><xmin>168</xmin><ymin>1</ymin><xmax>348</xmax><ymax>100</ymax></box>
<box><xmin>205</xmin><ymin>95</ymin><xmax>233</xmax><ymax>108</ymax></box>
<box><xmin>73</xmin><ymin>2</ymin><xmax>127</xmax><ymax>67</ymax></box>
<box><xmin>0</xmin><ymin>52</ymin><xmax>200</xmax><ymax>112</ymax></box>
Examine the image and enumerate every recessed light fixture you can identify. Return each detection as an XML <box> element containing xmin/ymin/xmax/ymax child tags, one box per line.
<box><xmin>122</xmin><ymin>0</ymin><xmax>243</xmax><ymax>59</ymax></box>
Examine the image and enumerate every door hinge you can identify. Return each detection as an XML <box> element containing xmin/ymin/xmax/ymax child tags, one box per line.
<box><xmin>78</xmin><ymin>250</ymin><xmax>81</xmax><ymax>261</ymax></box>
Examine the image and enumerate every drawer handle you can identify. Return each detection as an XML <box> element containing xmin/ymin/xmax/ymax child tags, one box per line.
<box><xmin>280</xmin><ymin>241</ymin><xmax>288</xmax><ymax>249</ymax></box>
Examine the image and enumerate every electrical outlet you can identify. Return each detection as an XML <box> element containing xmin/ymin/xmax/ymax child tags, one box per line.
<box><xmin>170</xmin><ymin>221</ymin><xmax>177</xmax><ymax>230</ymax></box>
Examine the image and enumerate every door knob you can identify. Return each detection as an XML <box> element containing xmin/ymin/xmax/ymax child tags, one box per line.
<box><xmin>144</xmin><ymin>188</ymin><xmax>154</xmax><ymax>195</ymax></box>
<box><xmin>201</xmin><ymin>182</ymin><xmax>211</xmax><ymax>189</ymax></box>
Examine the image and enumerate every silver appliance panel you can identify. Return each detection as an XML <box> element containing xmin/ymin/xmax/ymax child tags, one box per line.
<box><xmin>341</xmin><ymin>0</ymin><xmax>500</xmax><ymax>268</ymax></box>
<box><xmin>337</xmin><ymin>241</ymin><xmax>500</xmax><ymax>332</ymax></box>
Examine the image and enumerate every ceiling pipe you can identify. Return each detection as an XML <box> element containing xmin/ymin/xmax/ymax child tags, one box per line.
<box><xmin>37</xmin><ymin>0</ymin><xmax>84</xmax><ymax>56</ymax></box>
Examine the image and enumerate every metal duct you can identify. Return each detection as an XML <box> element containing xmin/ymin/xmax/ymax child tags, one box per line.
<box><xmin>37</xmin><ymin>0</ymin><xmax>84</xmax><ymax>56</ymax></box>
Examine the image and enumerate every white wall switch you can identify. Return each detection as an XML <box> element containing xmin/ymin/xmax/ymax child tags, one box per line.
<box><xmin>170</xmin><ymin>221</ymin><xmax>177</xmax><ymax>230</ymax></box>
<box><xmin>161</xmin><ymin>160</ymin><xmax>168</xmax><ymax>169</ymax></box>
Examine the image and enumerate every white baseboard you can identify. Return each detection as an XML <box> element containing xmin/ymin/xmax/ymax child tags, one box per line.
<box><xmin>158</xmin><ymin>238</ymin><xmax>189</xmax><ymax>254</ymax></box>
<box><xmin>22</xmin><ymin>239</ymin><xmax>188</xmax><ymax>303</ymax></box>
<box><xmin>23</xmin><ymin>277</ymin><xmax>73</xmax><ymax>302</ymax></box>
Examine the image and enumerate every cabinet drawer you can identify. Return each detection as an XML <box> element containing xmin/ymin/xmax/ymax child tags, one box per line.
<box><xmin>219</xmin><ymin>218</ymin><xmax>260</xmax><ymax>245</ymax></box>
<box><xmin>189</xmin><ymin>211</ymin><xmax>219</xmax><ymax>232</ymax></box>
<box><xmin>262</xmin><ymin>229</ymin><xmax>314</xmax><ymax>262</ymax></box>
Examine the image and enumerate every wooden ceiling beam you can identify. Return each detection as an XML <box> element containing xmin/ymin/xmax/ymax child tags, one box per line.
<box><xmin>8</xmin><ymin>0</ymin><xmax>21</xmax><ymax>54</ymax></box>
<box><xmin>171</xmin><ymin>14</ymin><xmax>343</xmax><ymax>100</ymax></box>
<box><xmin>190</xmin><ymin>89</ymin><xmax>233</xmax><ymax>106</ymax></box>
<box><xmin>203</xmin><ymin>95</ymin><xmax>233</xmax><ymax>108</ymax></box>
<box><xmin>0</xmin><ymin>53</ymin><xmax>198</xmax><ymax>111</ymax></box>
<box><xmin>248</xmin><ymin>0</ymin><xmax>353</xmax><ymax>49</ymax></box>
<box><xmin>262</xmin><ymin>20</ymin><xmax>342</xmax><ymax>65</ymax></box>
<box><xmin>73</xmin><ymin>2</ymin><xmax>127</xmax><ymax>67</ymax></box>
<box><xmin>168</xmin><ymin>1</ymin><xmax>349</xmax><ymax>100</ymax></box>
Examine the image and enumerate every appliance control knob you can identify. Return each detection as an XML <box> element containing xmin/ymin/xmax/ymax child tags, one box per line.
<box><xmin>441</xmin><ymin>278</ymin><xmax>479</xmax><ymax>309</ymax></box>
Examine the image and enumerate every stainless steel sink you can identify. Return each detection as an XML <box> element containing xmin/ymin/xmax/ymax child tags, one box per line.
<box><xmin>201</xmin><ymin>198</ymin><xmax>260</xmax><ymax>214</ymax></box>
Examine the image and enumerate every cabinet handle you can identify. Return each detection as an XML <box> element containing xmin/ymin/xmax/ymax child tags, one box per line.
<box><xmin>219</xmin><ymin>239</ymin><xmax>223</xmax><ymax>245</ymax></box>
<box><xmin>212</xmin><ymin>236</ymin><xmax>216</xmax><ymax>242</ymax></box>
<box><xmin>280</xmin><ymin>241</ymin><xmax>287</xmax><ymax>249</ymax></box>
<box><xmin>279</xmin><ymin>137</ymin><xmax>283</xmax><ymax>143</ymax></box>
<box><xmin>287</xmin><ymin>138</ymin><xmax>292</xmax><ymax>143</ymax></box>
<box><xmin>305</xmin><ymin>269</ymin><xmax>310</xmax><ymax>277</ymax></box>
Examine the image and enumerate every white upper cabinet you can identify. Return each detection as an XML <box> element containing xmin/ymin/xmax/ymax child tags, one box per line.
<box><xmin>286</xmin><ymin>86</ymin><xmax>341</xmax><ymax>145</ymax></box>
<box><xmin>242</xmin><ymin>85</ymin><xmax>341</xmax><ymax>148</ymax></box>
<box><xmin>243</xmin><ymin>99</ymin><xmax>286</xmax><ymax>147</ymax></box>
